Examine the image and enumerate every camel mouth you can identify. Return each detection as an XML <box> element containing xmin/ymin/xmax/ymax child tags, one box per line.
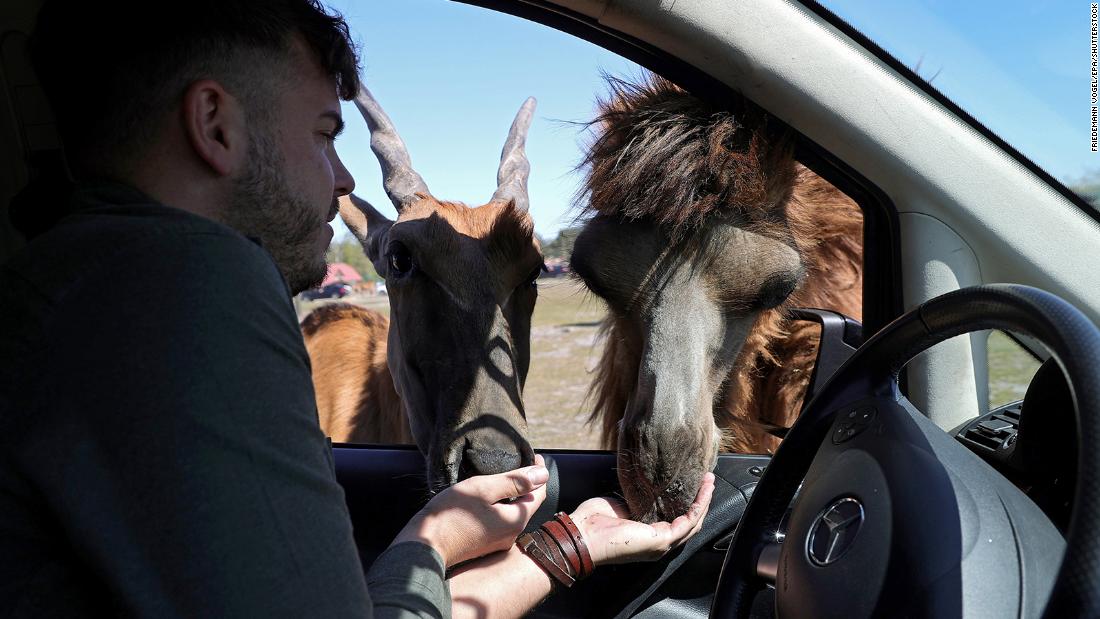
<box><xmin>616</xmin><ymin>423</ymin><xmax>718</xmax><ymax>523</ymax></box>
<box><xmin>623</xmin><ymin>472</ymin><xmax>701</xmax><ymax>523</ymax></box>
<box><xmin>617</xmin><ymin>447</ymin><xmax>707</xmax><ymax>523</ymax></box>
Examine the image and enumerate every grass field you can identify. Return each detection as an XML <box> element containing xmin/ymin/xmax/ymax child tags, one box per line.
<box><xmin>296</xmin><ymin>281</ymin><xmax>1040</xmax><ymax>451</ymax></box>
<box><xmin>522</xmin><ymin>278</ymin><xmax>608</xmax><ymax>449</ymax></box>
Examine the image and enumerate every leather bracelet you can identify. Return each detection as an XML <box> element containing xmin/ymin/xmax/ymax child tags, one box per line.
<box><xmin>554</xmin><ymin>512</ymin><xmax>594</xmax><ymax>578</ymax></box>
<box><xmin>535</xmin><ymin>528</ymin><xmax>570</xmax><ymax>578</ymax></box>
<box><xmin>540</xmin><ymin>520</ymin><xmax>579</xmax><ymax>578</ymax></box>
<box><xmin>516</xmin><ymin>512</ymin><xmax>595</xmax><ymax>588</ymax></box>
<box><xmin>518</xmin><ymin>531</ymin><xmax>575</xmax><ymax>587</ymax></box>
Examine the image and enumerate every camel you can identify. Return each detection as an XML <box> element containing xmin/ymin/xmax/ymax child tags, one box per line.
<box><xmin>570</xmin><ymin>75</ymin><xmax>863</xmax><ymax>522</ymax></box>
<box><xmin>303</xmin><ymin>85</ymin><xmax>544</xmax><ymax>491</ymax></box>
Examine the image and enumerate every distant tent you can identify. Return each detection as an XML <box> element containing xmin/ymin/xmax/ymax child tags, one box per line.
<box><xmin>322</xmin><ymin>262</ymin><xmax>363</xmax><ymax>286</ymax></box>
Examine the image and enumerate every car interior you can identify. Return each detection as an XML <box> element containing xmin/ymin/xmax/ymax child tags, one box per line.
<box><xmin>3</xmin><ymin>0</ymin><xmax>1099</xmax><ymax>617</ymax></box>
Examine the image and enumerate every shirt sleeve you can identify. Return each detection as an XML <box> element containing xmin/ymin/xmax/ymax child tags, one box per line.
<box><xmin>366</xmin><ymin>542</ymin><xmax>452</xmax><ymax>619</ymax></box>
<box><xmin>18</xmin><ymin>230</ymin><xmax>384</xmax><ymax>617</ymax></box>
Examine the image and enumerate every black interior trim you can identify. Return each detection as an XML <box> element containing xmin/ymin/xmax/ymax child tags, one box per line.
<box><xmin>448</xmin><ymin>0</ymin><xmax>904</xmax><ymax>335</ymax></box>
<box><xmin>794</xmin><ymin>0</ymin><xmax>1100</xmax><ymax>225</ymax></box>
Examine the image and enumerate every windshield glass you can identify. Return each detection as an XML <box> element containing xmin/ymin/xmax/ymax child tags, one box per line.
<box><xmin>817</xmin><ymin>1</ymin><xmax>1097</xmax><ymax>207</ymax></box>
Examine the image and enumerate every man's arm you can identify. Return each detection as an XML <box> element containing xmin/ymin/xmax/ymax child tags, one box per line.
<box><xmin>366</xmin><ymin>542</ymin><xmax>452</xmax><ymax>619</ymax></box>
<box><xmin>449</xmin><ymin>545</ymin><xmax>554</xmax><ymax>619</ymax></box>
<box><xmin>20</xmin><ymin>231</ymin><xmax>377</xmax><ymax>617</ymax></box>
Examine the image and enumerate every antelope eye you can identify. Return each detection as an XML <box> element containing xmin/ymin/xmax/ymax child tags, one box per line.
<box><xmin>388</xmin><ymin>243</ymin><xmax>414</xmax><ymax>276</ymax></box>
<box><xmin>525</xmin><ymin>264</ymin><xmax>546</xmax><ymax>288</ymax></box>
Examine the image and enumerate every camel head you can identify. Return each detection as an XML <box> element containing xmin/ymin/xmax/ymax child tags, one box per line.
<box><xmin>570</xmin><ymin>76</ymin><xmax>804</xmax><ymax>522</ymax></box>
<box><xmin>340</xmin><ymin>85</ymin><xmax>541</xmax><ymax>491</ymax></box>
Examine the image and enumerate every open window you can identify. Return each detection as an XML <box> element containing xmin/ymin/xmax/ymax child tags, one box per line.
<box><xmin>305</xmin><ymin>0</ymin><xmax>893</xmax><ymax>458</ymax></box>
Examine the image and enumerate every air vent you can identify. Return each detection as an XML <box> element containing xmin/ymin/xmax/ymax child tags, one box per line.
<box><xmin>957</xmin><ymin>403</ymin><xmax>1021</xmax><ymax>461</ymax></box>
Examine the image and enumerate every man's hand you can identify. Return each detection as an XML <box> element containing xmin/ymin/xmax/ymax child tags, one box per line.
<box><xmin>392</xmin><ymin>455</ymin><xmax>549</xmax><ymax>568</ymax></box>
<box><xmin>570</xmin><ymin>472</ymin><xmax>715</xmax><ymax>565</ymax></box>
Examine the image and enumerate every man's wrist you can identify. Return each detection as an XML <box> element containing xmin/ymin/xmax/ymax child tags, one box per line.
<box><xmin>510</xmin><ymin>543</ymin><xmax>555</xmax><ymax>585</ymax></box>
<box><xmin>392</xmin><ymin>515</ymin><xmax>449</xmax><ymax>566</ymax></box>
<box><xmin>517</xmin><ymin>512</ymin><xmax>594</xmax><ymax>587</ymax></box>
<box><xmin>567</xmin><ymin>511</ymin><xmax>605</xmax><ymax>567</ymax></box>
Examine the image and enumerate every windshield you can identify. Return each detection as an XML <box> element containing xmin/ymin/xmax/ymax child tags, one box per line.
<box><xmin>817</xmin><ymin>1</ymin><xmax>1097</xmax><ymax>207</ymax></box>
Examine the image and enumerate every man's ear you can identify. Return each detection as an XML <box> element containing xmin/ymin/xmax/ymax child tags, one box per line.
<box><xmin>181</xmin><ymin>79</ymin><xmax>247</xmax><ymax>177</ymax></box>
<box><xmin>339</xmin><ymin>193</ymin><xmax>394</xmax><ymax>275</ymax></box>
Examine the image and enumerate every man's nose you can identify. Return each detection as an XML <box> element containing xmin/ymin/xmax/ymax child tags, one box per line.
<box><xmin>332</xmin><ymin>151</ymin><xmax>355</xmax><ymax>197</ymax></box>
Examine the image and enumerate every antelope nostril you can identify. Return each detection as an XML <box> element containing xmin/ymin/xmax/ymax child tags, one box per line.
<box><xmin>461</xmin><ymin>447</ymin><xmax>522</xmax><ymax>478</ymax></box>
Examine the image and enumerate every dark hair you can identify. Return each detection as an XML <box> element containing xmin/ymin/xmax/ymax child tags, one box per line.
<box><xmin>29</xmin><ymin>0</ymin><xmax>361</xmax><ymax>177</ymax></box>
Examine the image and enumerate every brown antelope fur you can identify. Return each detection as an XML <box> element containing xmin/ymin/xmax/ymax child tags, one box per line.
<box><xmin>302</xmin><ymin>304</ymin><xmax>410</xmax><ymax>444</ymax></box>
<box><xmin>573</xmin><ymin>74</ymin><xmax>862</xmax><ymax>520</ymax></box>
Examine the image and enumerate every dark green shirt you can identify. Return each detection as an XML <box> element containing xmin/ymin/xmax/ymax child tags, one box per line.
<box><xmin>0</xmin><ymin>184</ymin><xmax>449</xmax><ymax>617</ymax></box>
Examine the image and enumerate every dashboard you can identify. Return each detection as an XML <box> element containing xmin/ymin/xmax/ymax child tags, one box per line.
<box><xmin>953</xmin><ymin>357</ymin><xmax>1076</xmax><ymax>532</ymax></box>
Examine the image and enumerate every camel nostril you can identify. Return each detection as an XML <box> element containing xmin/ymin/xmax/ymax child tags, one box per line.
<box><xmin>461</xmin><ymin>447</ymin><xmax>522</xmax><ymax>479</ymax></box>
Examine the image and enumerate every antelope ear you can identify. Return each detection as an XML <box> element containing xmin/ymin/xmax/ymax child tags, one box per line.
<box><xmin>339</xmin><ymin>193</ymin><xmax>393</xmax><ymax>273</ymax></box>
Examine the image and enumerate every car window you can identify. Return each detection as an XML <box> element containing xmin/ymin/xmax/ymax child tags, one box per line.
<box><xmin>987</xmin><ymin>330</ymin><xmax>1042</xmax><ymax>409</ymax></box>
<box><xmin>816</xmin><ymin>0</ymin><xmax>1094</xmax><ymax>208</ymax></box>
<box><xmin>301</xmin><ymin>0</ymin><xmax>864</xmax><ymax>455</ymax></box>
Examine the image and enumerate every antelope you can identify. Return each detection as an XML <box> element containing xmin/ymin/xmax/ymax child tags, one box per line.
<box><xmin>303</xmin><ymin>86</ymin><xmax>544</xmax><ymax>490</ymax></box>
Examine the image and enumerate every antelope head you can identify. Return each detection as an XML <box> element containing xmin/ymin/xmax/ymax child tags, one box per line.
<box><xmin>340</xmin><ymin>85</ymin><xmax>541</xmax><ymax>490</ymax></box>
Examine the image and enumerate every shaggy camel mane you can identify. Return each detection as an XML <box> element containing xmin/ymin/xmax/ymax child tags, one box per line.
<box><xmin>577</xmin><ymin>74</ymin><xmax>798</xmax><ymax>241</ymax></box>
<box><xmin>582</xmin><ymin>75</ymin><xmax>863</xmax><ymax>454</ymax></box>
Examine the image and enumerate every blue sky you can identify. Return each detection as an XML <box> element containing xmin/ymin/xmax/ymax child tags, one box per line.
<box><xmin>324</xmin><ymin>0</ymin><xmax>1086</xmax><ymax>241</ymax></box>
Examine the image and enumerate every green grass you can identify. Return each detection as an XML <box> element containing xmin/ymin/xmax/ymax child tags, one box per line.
<box><xmin>524</xmin><ymin>278</ymin><xmax>608</xmax><ymax>449</ymax></box>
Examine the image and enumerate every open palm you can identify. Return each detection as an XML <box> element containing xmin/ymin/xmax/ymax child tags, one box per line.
<box><xmin>570</xmin><ymin>472</ymin><xmax>715</xmax><ymax>566</ymax></box>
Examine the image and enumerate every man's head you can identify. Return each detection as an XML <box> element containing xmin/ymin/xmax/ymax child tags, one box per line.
<box><xmin>30</xmin><ymin>0</ymin><xmax>361</xmax><ymax>292</ymax></box>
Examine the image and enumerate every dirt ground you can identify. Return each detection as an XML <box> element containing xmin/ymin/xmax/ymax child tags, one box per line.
<box><xmin>296</xmin><ymin>277</ymin><xmax>608</xmax><ymax>450</ymax></box>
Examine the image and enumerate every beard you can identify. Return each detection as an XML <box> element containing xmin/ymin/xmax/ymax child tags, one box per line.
<box><xmin>224</xmin><ymin>125</ymin><xmax>332</xmax><ymax>295</ymax></box>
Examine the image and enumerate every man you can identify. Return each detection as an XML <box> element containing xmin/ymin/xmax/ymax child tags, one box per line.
<box><xmin>0</xmin><ymin>1</ymin><xmax>713</xmax><ymax>616</ymax></box>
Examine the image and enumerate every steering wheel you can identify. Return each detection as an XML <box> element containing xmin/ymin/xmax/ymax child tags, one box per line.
<box><xmin>711</xmin><ymin>285</ymin><xmax>1100</xmax><ymax>617</ymax></box>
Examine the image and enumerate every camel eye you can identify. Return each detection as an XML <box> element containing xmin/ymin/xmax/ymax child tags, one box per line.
<box><xmin>388</xmin><ymin>243</ymin><xmax>414</xmax><ymax>276</ymax></box>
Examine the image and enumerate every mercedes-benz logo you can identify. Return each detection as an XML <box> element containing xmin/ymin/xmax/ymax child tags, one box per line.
<box><xmin>806</xmin><ymin>497</ymin><xmax>864</xmax><ymax>566</ymax></box>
